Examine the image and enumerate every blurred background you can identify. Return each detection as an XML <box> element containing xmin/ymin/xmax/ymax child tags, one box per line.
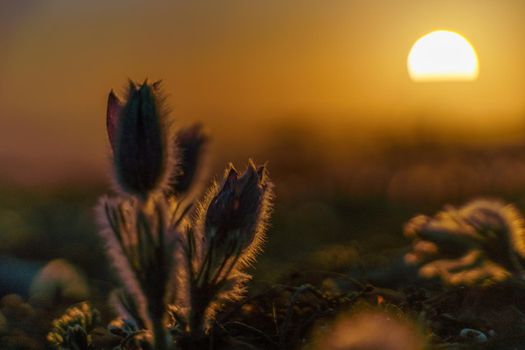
<box><xmin>1</xmin><ymin>0</ymin><xmax>525</xmax><ymax>296</ymax></box>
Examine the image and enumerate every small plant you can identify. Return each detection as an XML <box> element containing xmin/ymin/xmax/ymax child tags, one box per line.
<box><xmin>47</xmin><ymin>302</ymin><xmax>100</xmax><ymax>350</ymax></box>
<box><xmin>49</xmin><ymin>80</ymin><xmax>274</xmax><ymax>350</ymax></box>
<box><xmin>404</xmin><ymin>199</ymin><xmax>525</xmax><ymax>286</ymax></box>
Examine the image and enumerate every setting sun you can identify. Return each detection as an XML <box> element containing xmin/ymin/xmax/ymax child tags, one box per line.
<box><xmin>407</xmin><ymin>30</ymin><xmax>479</xmax><ymax>82</ymax></box>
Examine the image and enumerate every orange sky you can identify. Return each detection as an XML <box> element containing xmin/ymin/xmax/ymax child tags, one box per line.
<box><xmin>0</xmin><ymin>0</ymin><xmax>524</xmax><ymax>185</ymax></box>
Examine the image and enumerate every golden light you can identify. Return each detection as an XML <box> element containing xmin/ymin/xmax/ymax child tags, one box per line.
<box><xmin>407</xmin><ymin>30</ymin><xmax>479</xmax><ymax>82</ymax></box>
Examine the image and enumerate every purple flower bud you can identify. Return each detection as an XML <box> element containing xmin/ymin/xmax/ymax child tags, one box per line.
<box><xmin>107</xmin><ymin>81</ymin><xmax>174</xmax><ymax>198</ymax></box>
<box><xmin>205</xmin><ymin>160</ymin><xmax>272</xmax><ymax>256</ymax></box>
<box><xmin>171</xmin><ymin>123</ymin><xmax>209</xmax><ymax>196</ymax></box>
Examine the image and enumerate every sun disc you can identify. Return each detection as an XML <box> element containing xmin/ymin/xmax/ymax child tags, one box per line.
<box><xmin>407</xmin><ymin>30</ymin><xmax>479</xmax><ymax>82</ymax></box>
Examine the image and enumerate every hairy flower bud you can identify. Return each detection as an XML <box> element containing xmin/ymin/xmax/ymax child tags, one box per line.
<box><xmin>171</xmin><ymin>123</ymin><xmax>209</xmax><ymax>196</ymax></box>
<box><xmin>404</xmin><ymin>199</ymin><xmax>525</xmax><ymax>286</ymax></box>
<box><xmin>188</xmin><ymin>160</ymin><xmax>273</xmax><ymax>332</ymax></box>
<box><xmin>106</xmin><ymin>81</ymin><xmax>174</xmax><ymax>198</ymax></box>
<box><xmin>205</xmin><ymin>161</ymin><xmax>271</xmax><ymax>257</ymax></box>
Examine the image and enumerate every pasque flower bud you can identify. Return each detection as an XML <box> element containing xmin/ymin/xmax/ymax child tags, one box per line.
<box><xmin>171</xmin><ymin>123</ymin><xmax>209</xmax><ymax>196</ymax></box>
<box><xmin>205</xmin><ymin>160</ymin><xmax>272</xmax><ymax>260</ymax></box>
<box><xmin>404</xmin><ymin>199</ymin><xmax>525</xmax><ymax>286</ymax></box>
<box><xmin>106</xmin><ymin>81</ymin><xmax>174</xmax><ymax>198</ymax></box>
<box><xmin>189</xmin><ymin>160</ymin><xmax>273</xmax><ymax>332</ymax></box>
